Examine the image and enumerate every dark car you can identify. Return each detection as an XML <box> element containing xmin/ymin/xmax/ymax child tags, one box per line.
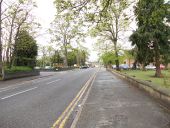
<box><xmin>80</xmin><ymin>66</ymin><xmax>89</xmax><ymax>69</ymax></box>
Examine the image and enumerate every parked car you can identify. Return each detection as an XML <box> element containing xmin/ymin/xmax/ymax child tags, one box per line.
<box><xmin>120</xmin><ymin>64</ymin><xmax>129</xmax><ymax>70</ymax></box>
<box><xmin>145</xmin><ymin>65</ymin><xmax>156</xmax><ymax>70</ymax></box>
<box><xmin>80</xmin><ymin>65</ymin><xmax>89</xmax><ymax>69</ymax></box>
<box><xmin>34</xmin><ymin>66</ymin><xmax>41</xmax><ymax>69</ymax></box>
<box><xmin>160</xmin><ymin>64</ymin><xmax>165</xmax><ymax>70</ymax></box>
<box><xmin>44</xmin><ymin>66</ymin><xmax>53</xmax><ymax>69</ymax></box>
<box><xmin>112</xmin><ymin>65</ymin><xmax>116</xmax><ymax>69</ymax></box>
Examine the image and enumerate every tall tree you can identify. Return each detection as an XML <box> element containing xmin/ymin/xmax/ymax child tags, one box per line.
<box><xmin>0</xmin><ymin>0</ymin><xmax>3</xmax><ymax>77</ymax></box>
<box><xmin>6</xmin><ymin>0</ymin><xmax>37</xmax><ymax>67</ymax></box>
<box><xmin>50</xmin><ymin>13</ymin><xmax>81</xmax><ymax>67</ymax></box>
<box><xmin>131</xmin><ymin>0</ymin><xmax>170</xmax><ymax>77</ymax></box>
<box><xmin>90</xmin><ymin>0</ymin><xmax>129</xmax><ymax>70</ymax></box>
<box><xmin>54</xmin><ymin>0</ymin><xmax>131</xmax><ymax>70</ymax></box>
<box><xmin>14</xmin><ymin>30</ymin><xmax>37</xmax><ymax>67</ymax></box>
<box><xmin>129</xmin><ymin>31</ymin><xmax>154</xmax><ymax>70</ymax></box>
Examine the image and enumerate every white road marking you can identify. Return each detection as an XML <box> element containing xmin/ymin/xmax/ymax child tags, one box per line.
<box><xmin>1</xmin><ymin>87</ymin><xmax>38</xmax><ymax>100</ymax></box>
<box><xmin>0</xmin><ymin>83</ymin><xmax>27</xmax><ymax>93</ymax></box>
<box><xmin>0</xmin><ymin>76</ymin><xmax>57</xmax><ymax>93</ymax></box>
<box><xmin>46</xmin><ymin>79</ymin><xmax>61</xmax><ymax>85</ymax></box>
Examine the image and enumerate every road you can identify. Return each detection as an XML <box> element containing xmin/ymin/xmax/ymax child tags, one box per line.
<box><xmin>0</xmin><ymin>68</ymin><xmax>97</xmax><ymax>128</ymax></box>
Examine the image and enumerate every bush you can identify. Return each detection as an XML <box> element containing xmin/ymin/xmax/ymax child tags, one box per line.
<box><xmin>5</xmin><ymin>66</ymin><xmax>33</xmax><ymax>73</ymax></box>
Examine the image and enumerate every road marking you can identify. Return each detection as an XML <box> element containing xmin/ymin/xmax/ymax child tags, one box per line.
<box><xmin>0</xmin><ymin>83</ymin><xmax>28</xmax><ymax>93</ymax></box>
<box><xmin>1</xmin><ymin>87</ymin><xmax>38</xmax><ymax>100</ymax></box>
<box><xmin>70</xmin><ymin>74</ymin><xmax>97</xmax><ymax>128</ymax></box>
<box><xmin>51</xmin><ymin>81</ymin><xmax>88</xmax><ymax>128</ymax></box>
<box><xmin>46</xmin><ymin>79</ymin><xmax>61</xmax><ymax>85</ymax></box>
<box><xmin>51</xmin><ymin>70</ymin><xmax>98</xmax><ymax>128</ymax></box>
<box><xmin>0</xmin><ymin>76</ymin><xmax>58</xmax><ymax>93</ymax></box>
<box><xmin>59</xmin><ymin>76</ymin><xmax>95</xmax><ymax>128</ymax></box>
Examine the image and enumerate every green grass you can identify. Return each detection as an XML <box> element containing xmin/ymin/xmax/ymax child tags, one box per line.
<box><xmin>121</xmin><ymin>70</ymin><xmax>170</xmax><ymax>89</ymax></box>
<box><xmin>5</xmin><ymin>66</ymin><xmax>33</xmax><ymax>73</ymax></box>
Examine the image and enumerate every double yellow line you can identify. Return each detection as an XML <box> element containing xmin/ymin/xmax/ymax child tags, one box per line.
<box><xmin>51</xmin><ymin>72</ymin><xmax>97</xmax><ymax>128</ymax></box>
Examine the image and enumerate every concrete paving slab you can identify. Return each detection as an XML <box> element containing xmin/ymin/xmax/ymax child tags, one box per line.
<box><xmin>76</xmin><ymin>68</ymin><xmax>170</xmax><ymax>128</ymax></box>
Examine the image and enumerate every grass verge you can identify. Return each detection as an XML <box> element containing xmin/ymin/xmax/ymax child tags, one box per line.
<box><xmin>121</xmin><ymin>70</ymin><xmax>170</xmax><ymax>89</ymax></box>
<box><xmin>5</xmin><ymin>66</ymin><xmax>33</xmax><ymax>74</ymax></box>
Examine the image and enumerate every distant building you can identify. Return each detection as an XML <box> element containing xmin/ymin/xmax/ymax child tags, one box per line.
<box><xmin>124</xmin><ymin>59</ymin><xmax>135</xmax><ymax>67</ymax></box>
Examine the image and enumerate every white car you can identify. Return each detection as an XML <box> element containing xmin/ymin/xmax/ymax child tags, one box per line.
<box><xmin>34</xmin><ymin>66</ymin><xmax>41</xmax><ymax>69</ymax></box>
<box><xmin>112</xmin><ymin>65</ymin><xmax>116</xmax><ymax>69</ymax></box>
<box><xmin>44</xmin><ymin>66</ymin><xmax>53</xmax><ymax>69</ymax></box>
<box><xmin>145</xmin><ymin>65</ymin><xmax>156</xmax><ymax>70</ymax></box>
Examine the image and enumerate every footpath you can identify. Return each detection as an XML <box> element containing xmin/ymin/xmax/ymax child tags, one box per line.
<box><xmin>75</xmin><ymin>68</ymin><xmax>170</xmax><ymax>128</ymax></box>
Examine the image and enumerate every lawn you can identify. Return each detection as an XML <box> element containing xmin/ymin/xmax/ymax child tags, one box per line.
<box><xmin>121</xmin><ymin>70</ymin><xmax>170</xmax><ymax>89</ymax></box>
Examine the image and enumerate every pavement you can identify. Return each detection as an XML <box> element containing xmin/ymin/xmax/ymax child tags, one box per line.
<box><xmin>0</xmin><ymin>68</ymin><xmax>97</xmax><ymax>128</ymax></box>
<box><xmin>75</xmin><ymin>68</ymin><xmax>170</xmax><ymax>128</ymax></box>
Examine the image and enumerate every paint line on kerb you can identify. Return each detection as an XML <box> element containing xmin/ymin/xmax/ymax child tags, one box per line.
<box><xmin>1</xmin><ymin>87</ymin><xmax>38</xmax><ymax>100</ymax></box>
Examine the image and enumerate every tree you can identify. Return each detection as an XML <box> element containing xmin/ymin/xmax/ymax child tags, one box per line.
<box><xmin>67</xmin><ymin>50</ymin><xmax>77</xmax><ymax>66</ymax></box>
<box><xmin>13</xmin><ymin>30</ymin><xmax>37</xmax><ymax>68</ymax></box>
<box><xmin>5</xmin><ymin>0</ymin><xmax>38</xmax><ymax>67</ymax></box>
<box><xmin>0</xmin><ymin>0</ymin><xmax>3</xmax><ymax>77</ymax></box>
<box><xmin>100</xmin><ymin>52</ymin><xmax>115</xmax><ymax>67</ymax></box>
<box><xmin>90</xmin><ymin>0</ymin><xmax>130</xmax><ymax>70</ymax></box>
<box><xmin>46</xmin><ymin>45</ymin><xmax>55</xmax><ymax>66</ymax></box>
<box><xmin>50</xmin><ymin>13</ymin><xmax>81</xmax><ymax>67</ymax></box>
<box><xmin>130</xmin><ymin>31</ymin><xmax>154</xmax><ymax>70</ymax></box>
<box><xmin>100</xmin><ymin>51</ymin><xmax>126</xmax><ymax>68</ymax></box>
<box><xmin>51</xmin><ymin>50</ymin><xmax>63</xmax><ymax>65</ymax></box>
<box><xmin>130</xmin><ymin>0</ymin><xmax>170</xmax><ymax>77</ymax></box>
<box><xmin>54</xmin><ymin>0</ymin><xmax>131</xmax><ymax>70</ymax></box>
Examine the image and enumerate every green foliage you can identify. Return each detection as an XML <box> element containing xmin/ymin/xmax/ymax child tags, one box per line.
<box><xmin>5</xmin><ymin>66</ymin><xmax>32</xmax><ymax>73</ymax></box>
<box><xmin>14</xmin><ymin>30</ymin><xmax>38</xmax><ymax>67</ymax></box>
<box><xmin>130</xmin><ymin>0</ymin><xmax>170</xmax><ymax>75</ymax></box>
<box><xmin>100</xmin><ymin>52</ymin><xmax>115</xmax><ymax>66</ymax></box>
<box><xmin>51</xmin><ymin>51</ymin><xmax>64</xmax><ymax>64</ymax></box>
<box><xmin>129</xmin><ymin>31</ymin><xmax>154</xmax><ymax>65</ymax></box>
<box><xmin>67</xmin><ymin>48</ymin><xmax>88</xmax><ymax>66</ymax></box>
<box><xmin>68</xmin><ymin>51</ymin><xmax>77</xmax><ymax>66</ymax></box>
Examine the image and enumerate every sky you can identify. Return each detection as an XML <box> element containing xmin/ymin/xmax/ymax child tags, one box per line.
<box><xmin>33</xmin><ymin>0</ymin><xmax>99</xmax><ymax>62</ymax></box>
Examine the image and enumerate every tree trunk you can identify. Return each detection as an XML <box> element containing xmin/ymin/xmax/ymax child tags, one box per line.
<box><xmin>63</xmin><ymin>44</ymin><xmax>68</xmax><ymax>67</ymax></box>
<box><xmin>141</xmin><ymin>63</ymin><xmax>145</xmax><ymax>71</ymax></box>
<box><xmin>76</xmin><ymin>50</ymin><xmax>80</xmax><ymax>67</ymax></box>
<box><xmin>10</xmin><ymin>24</ymin><xmax>21</xmax><ymax>67</ymax></box>
<box><xmin>0</xmin><ymin>0</ymin><xmax>3</xmax><ymax>78</ymax></box>
<box><xmin>114</xmin><ymin>47</ymin><xmax>120</xmax><ymax>71</ymax></box>
<box><xmin>165</xmin><ymin>63</ymin><xmax>168</xmax><ymax>70</ymax></box>
<box><xmin>132</xmin><ymin>60</ymin><xmax>137</xmax><ymax>70</ymax></box>
<box><xmin>154</xmin><ymin>41</ymin><xmax>162</xmax><ymax>77</ymax></box>
<box><xmin>6</xmin><ymin>17</ymin><xmax>15</xmax><ymax>66</ymax></box>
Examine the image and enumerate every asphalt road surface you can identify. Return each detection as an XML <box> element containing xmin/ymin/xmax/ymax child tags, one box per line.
<box><xmin>0</xmin><ymin>68</ymin><xmax>97</xmax><ymax>128</ymax></box>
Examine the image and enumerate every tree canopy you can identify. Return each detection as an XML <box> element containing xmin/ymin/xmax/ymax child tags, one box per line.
<box><xmin>130</xmin><ymin>0</ymin><xmax>170</xmax><ymax>77</ymax></box>
<box><xmin>14</xmin><ymin>30</ymin><xmax>38</xmax><ymax>67</ymax></box>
